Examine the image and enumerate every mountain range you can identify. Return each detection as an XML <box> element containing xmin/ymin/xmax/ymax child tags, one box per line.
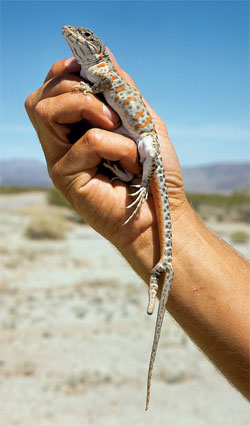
<box><xmin>0</xmin><ymin>159</ymin><xmax>249</xmax><ymax>194</ymax></box>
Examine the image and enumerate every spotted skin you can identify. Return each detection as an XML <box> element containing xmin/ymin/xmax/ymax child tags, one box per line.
<box><xmin>62</xmin><ymin>25</ymin><xmax>173</xmax><ymax>410</ymax></box>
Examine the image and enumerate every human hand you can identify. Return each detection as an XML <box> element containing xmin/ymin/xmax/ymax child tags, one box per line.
<box><xmin>25</xmin><ymin>53</ymin><xmax>190</xmax><ymax>284</ymax></box>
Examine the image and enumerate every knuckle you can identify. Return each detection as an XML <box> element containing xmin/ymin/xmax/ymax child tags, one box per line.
<box><xmin>84</xmin><ymin>127</ymin><xmax>102</xmax><ymax>147</ymax></box>
<box><xmin>24</xmin><ymin>93</ymin><xmax>34</xmax><ymax>113</ymax></box>
<box><xmin>34</xmin><ymin>99</ymin><xmax>49</xmax><ymax>121</ymax></box>
<box><xmin>48</xmin><ymin>162</ymin><xmax>63</xmax><ymax>189</ymax></box>
<box><xmin>49</xmin><ymin>162</ymin><xmax>74</xmax><ymax>204</ymax></box>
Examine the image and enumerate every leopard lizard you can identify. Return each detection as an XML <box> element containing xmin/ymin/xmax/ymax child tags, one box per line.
<box><xmin>62</xmin><ymin>25</ymin><xmax>174</xmax><ymax>410</ymax></box>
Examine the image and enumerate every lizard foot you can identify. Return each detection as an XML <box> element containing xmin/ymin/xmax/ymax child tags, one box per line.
<box><xmin>123</xmin><ymin>186</ymin><xmax>148</xmax><ymax>225</ymax></box>
<box><xmin>147</xmin><ymin>275</ymin><xmax>159</xmax><ymax>315</ymax></box>
<box><xmin>72</xmin><ymin>81</ymin><xmax>93</xmax><ymax>94</ymax></box>
<box><xmin>129</xmin><ymin>184</ymin><xmax>141</xmax><ymax>190</ymax></box>
<box><xmin>103</xmin><ymin>160</ymin><xmax>133</xmax><ymax>183</ymax></box>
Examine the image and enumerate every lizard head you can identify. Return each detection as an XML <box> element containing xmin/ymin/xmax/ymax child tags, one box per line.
<box><xmin>62</xmin><ymin>25</ymin><xmax>106</xmax><ymax>64</ymax></box>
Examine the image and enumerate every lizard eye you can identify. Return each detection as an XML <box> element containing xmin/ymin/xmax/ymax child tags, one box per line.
<box><xmin>84</xmin><ymin>32</ymin><xmax>91</xmax><ymax>37</ymax></box>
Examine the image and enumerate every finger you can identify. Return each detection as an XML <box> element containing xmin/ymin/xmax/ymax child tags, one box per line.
<box><xmin>50</xmin><ymin>128</ymin><xmax>139</xmax><ymax>190</ymax></box>
<box><xmin>35</xmin><ymin>91</ymin><xmax>120</xmax><ymax>127</ymax></box>
<box><xmin>25</xmin><ymin>74</ymin><xmax>83</xmax><ymax>128</ymax></box>
<box><xmin>26</xmin><ymin>63</ymin><xmax>120</xmax><ymax>132</ymax></box>
<box><xmin>41</xmin><ymin>75</ymin><xmax>120</xmax><ymax>125</ymax></box>
<box><xmin>44</xmin><ymin>57</ymin><xmax>80</xmax><ymax>83</ymax></box>
<box><xmin>41</xmin><ymin>74</ymin><xmax>82</xmax><ymax>99</ymax></box>
<box><xmin>34</xmin><ymin>92</ymin><xmax>121</xmax><ymax>163</ymax></box>
<box><xmin>27</xmin><ymin>89</ymin><xmax>119</xmax><ymax>135</ymax></box>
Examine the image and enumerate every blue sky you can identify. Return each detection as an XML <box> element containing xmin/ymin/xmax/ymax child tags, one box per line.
<box><xmin>1</xmin><ymin>0</ymin><xmax>249</xmax><ymax>166</ymax></box>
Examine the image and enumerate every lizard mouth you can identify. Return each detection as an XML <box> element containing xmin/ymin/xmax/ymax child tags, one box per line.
<box><xmin>62</xmin><ymin>25</ymin><xmax>76</xmax><ymax>39</ymax></box>
<box><xmin>62</xmin><ymin>25</ymin><xmax>99</xmax><ymax>53</ymax></box>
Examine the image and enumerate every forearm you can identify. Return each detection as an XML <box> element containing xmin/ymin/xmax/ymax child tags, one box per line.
<box><xmin>168</xmin><ymin>205</ymin><xmax>249</xmax><ymax>399</ymax></box>
<box><xmin>121</xmin><ymin>201</ymin><xmax>249</xmax><ymax>399</ymax></box>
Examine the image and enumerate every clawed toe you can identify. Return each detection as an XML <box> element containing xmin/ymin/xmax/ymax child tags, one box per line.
<box><xmin>128</xmin><ymin>188</ymin><xmax>142</xmax><ymax>197</ymax></box>
<box><xmin>103</xmin><ymin>160</ymin><xmax>133</xmax><ymax>182</ymax></box>
<box><xmin>123</xmin><ymin>186</ymin><xmax>148</xmax><ymax>225</ymax></box>
<box><xmin>72</xmin><ymin>82</ymin><xmax>93</xmax><ymax>94</ymax></box>
<box><xmin>126</xmin><ymin>192</ymin><xmax>143</xmax><ymax>208</ymax></box>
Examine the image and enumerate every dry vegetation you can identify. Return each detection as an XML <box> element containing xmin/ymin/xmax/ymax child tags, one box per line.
<box><xmin>0</xmin><ymin>187</ymin><xmax>249</xmax><ymax>426</ymax></box>
<box><xmin>25</xmin><ymin>213</ymin><xmax>66</xmax><ymax>240</ymax></box>
<box><xmin>186</xmin><ymin>191</ymin><xmax>250</xmax><ymax>223</ymax></box>
<box><xmin>0</xmin><ymin>185</ymin><xmax>47</xmax><ymax>194</ymax></box>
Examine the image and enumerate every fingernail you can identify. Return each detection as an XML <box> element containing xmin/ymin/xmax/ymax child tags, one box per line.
<box><xmin>103</xmin><ymin>104</ymin><xmax>120</xmax><ymax>124</ymax></box>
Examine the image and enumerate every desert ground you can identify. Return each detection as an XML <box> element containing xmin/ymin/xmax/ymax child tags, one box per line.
<box><xmin>0</xmin><ymin>192</ymin><xmax>249</xmax><ymax>426</ymax></box>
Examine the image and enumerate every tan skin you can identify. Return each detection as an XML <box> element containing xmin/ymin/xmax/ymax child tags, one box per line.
<box><xmin>25</xmin><ymin>53</ymin><xmax>250</xmax><ymax>400</ymax></box>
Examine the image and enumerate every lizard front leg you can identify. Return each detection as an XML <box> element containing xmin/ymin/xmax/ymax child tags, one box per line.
<box><xmin>73</xmin><ymin>72</ymin><xmax>113</xmax><ymax>95</ymax></box>
<box><xmin>102</xmin><ymin>160</ymin><xmax>134</xmax><ymax>182</ymax></box>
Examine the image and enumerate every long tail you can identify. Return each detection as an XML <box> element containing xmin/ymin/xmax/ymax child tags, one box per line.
<box><xmin>145</xmin><ymin>151</ymin><xmax>173</xmax><ymax>410</ymax></box>
<box><xmin>145</xmin><ymin>265</ymin><xmax>173</xmax><ymax>410</ymax></box>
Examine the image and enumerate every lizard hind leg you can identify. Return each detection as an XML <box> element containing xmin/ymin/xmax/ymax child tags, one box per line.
<box><xmin>123</xmin><ymin>133</ymin><xmax>157</xmax><ymax>226</ymax></box>
<box><xmin>147</xmin><ymin>273</ymin><xmax>160</xmax><ymax>315</ymax></box>
<box><xmin>123</xmin><ymin>185</ymin><xmax>148</xmax><ymax>225</ymax></box>
<box><xmin>146</xmin><ymin>263</ymin><xmax>173</xmax><ymax>410</ymax></box>
<box><xmin>147</xmin><ymin>258</ymin><xmax>172</xmax><ymax>315</ymax></box>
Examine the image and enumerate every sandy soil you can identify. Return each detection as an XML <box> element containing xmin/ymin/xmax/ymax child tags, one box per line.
<box><xmin>0</xmin><ymin>193</ymin><xmax>249</xmax><ymax>426</ymax></box>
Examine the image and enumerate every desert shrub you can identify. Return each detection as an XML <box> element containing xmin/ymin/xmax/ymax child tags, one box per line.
<box><xmin>230</xmin><ymin>230</ymin><xmax>249</xmax><ymax>244</ymax></box>
<box><xmin>237</xmin><ymin>206</ymin><xmax>250</xmax><ymax>223</ymax></box>
<box><xmin>186</xmin><ymin>192</ymin><xmax>250</xmax><ymax>223</ymax></box>
<box><xmin>25</xmin><ymin>214</ymin><xmax>66</xmax><ymax>240</ymax></box>
<box><xmin>0</xmin><ymin>185</ymin><xmax>47</xmax><ymax>194</ymax></box>
<box><xmin>47</xmin><ymin>188</ymin><xmax>72</xmax><ymax>208</ymax></box>
<box><xmin>186</xmin><ymin>192</ymin><xmax>250</xmax><ymax>209</ymax></box>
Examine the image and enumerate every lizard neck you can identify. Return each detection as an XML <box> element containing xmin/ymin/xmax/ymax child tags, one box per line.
<box><xmin>79</xmin><ymin>47</ymin><xmax>115</xmax><ymax>83</ymax></box>
<box><xmin>78</xmin><ymin>47</ymin><xmax>111</xmax><ymax>69</ymax></box>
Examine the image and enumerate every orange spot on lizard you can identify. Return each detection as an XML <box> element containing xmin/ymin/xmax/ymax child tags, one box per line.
<box><xmin>133</xmin><ymin>110</ymin><xmax>144</xmax><ymax>120</ymax></box>
<box><xmin>115</xmin><ymin>85</ymin><xmax>126</xmax><ymax>94</ymax></box>
<box><xmin>122</xmin><ymin>96</ymin><xmax>136</xmax><ymax>106</ymax></box>
<box><xmin>134</xmin><ymin>116</ymin><xmax>152</xmax><ymax>130</ymax></box>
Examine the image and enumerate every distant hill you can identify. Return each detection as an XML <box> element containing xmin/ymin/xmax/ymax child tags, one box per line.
<box><xmin>0</xmin><ymin>159</ymin><xmax>249</xmax><ymax>194</ymax></box>
<box><xmin>0</xmin><ymin>159</ymin><xmax>52</xmax><ymax>187</ymax></box>
<box><xmin>182</xmin><ymin>162</ymin><xmax>250</xmax><ymax>194</ymax></box>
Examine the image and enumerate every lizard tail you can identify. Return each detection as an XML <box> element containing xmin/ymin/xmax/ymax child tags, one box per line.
<box><xmin>145</xmin><ymin>265</ymin><xmax>174</xmax><ymax>410</ymax></box>
<box><xmin>146</xmin><ymin>151</ymin><xmax>173</xmax><ymax>410</ymax></box>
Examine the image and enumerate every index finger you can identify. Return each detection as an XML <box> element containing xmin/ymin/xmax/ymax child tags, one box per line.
<box><xmin>44</xmin><ymin>57</ymin><xmax>80</xmax><ymax>83</ymax></box>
